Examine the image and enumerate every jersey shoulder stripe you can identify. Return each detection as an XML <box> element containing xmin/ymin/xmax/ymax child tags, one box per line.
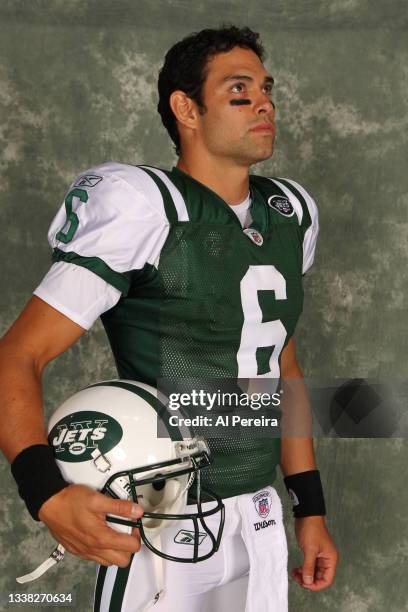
<box><xmin>137</xmin><ymin>166</ymin><xmax>179</xmax><ymax>224</ymax></box>
<box><xmin>251</xmin><ymin>174</ymin><xmax>319</xmax><ymax>273</ymax></box>
<box><xmin>265</xmin><ymin>177</ymin><xmax>305</xmax><ymax>226</ymax></box>
<box><xmin>276</xmin><ymin>177</ymin><xmax>318</xmax><ymax>231</ymax></box>
<box><xmin>140</xmin><ymin>166</ymin><xmax>189</xmax><ymax>222</ymax></box>
<box><xmin>248</xmin><ymin>174</ymin><xmax>311</xmax><ymax>226</ymax></box>
<box><xmin>277</xmin><ymin>178</ymin><xmax>319</xmax><ymax>274</ymax></box>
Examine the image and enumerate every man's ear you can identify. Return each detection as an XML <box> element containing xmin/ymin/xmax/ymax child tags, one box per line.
<box><xmin>169</xmin><ymin>90</ymin><xmax>200</xmax><ymax>130</ymax></box>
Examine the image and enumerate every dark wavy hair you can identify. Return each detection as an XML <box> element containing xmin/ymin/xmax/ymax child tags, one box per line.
<box><xmin>157</xmin><ymin>26</ymin><xmax>265</xmax><ymax>155</ymax></box>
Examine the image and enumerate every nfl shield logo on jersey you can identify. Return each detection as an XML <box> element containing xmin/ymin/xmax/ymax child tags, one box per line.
<box><xmin>243</xmin><ymin>227</ymin><xmax>264</xmax><ymax>246</ymax></box>
<box><xmin>267</xmin><ymin>194</ymin><xmax>294</xmax><ymax>217</ymax></box>
<box><xmin>252</xmin><ymin>490</ymin><xmax>272</xmax><ymax>518</ymax></box>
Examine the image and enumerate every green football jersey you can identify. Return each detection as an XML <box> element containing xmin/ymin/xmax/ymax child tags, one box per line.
<box><xmin>40</xmin><ymin>162</ymin><xmax>318</xmax><ymax>499</ymax></box>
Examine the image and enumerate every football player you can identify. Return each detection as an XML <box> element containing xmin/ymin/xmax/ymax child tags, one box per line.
<box><xmin>0</xmin><ymin>26</ymin><xmax>338</xmax><ymax>611</ymax></box>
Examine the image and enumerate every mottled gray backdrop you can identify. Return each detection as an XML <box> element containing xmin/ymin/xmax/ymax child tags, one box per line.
<box><xmin>0</xmin><ymin>1</ymin><xmax>407</xmax><ymax>611</ymax></box>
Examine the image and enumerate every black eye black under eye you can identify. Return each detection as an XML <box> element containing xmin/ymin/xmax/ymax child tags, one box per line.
<box><xmin>230</xmin><ymin>99</ymin><xmax>251</xmax><ymax>106</ymax></box>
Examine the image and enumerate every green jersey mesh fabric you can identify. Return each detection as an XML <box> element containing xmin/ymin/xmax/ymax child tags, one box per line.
<box><xmin>101</xmin><ymin>167</ymin><xmax>312</xmax><ymax>499</ymax></box>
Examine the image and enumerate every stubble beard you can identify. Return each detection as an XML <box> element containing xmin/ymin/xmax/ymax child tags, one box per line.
<box><xmin>201</xmin><ymin>121</ymin><xmax>275</xmax><ymax>168</ymax></box>
<box><xmin>227</xmin><ymin>136</ymin><xmax>275</xmax><ymax>168</ymax></box>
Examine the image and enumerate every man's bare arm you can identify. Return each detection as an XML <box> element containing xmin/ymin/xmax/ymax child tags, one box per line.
<box><xmin>279</xmin><ymin>337</ymin><xmax>338</xmax><ymax>591</ymax></box>
<box><xmin>0</xmin><ymin>295</ymin><xmax>143</xmax><ymax>567</ymax></box>
<box><xmin>0</xmin><ymin>296</ymin><xmax>85</xmax><ymax>461</ymax></box>
<box><xmin>279</xmin><ymin>336</ymin><xmax>316</xmax><ymax>474</ymax></box>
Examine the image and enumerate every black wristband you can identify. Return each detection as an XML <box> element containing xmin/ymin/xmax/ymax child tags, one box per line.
<box><xmin>11</xmin><ymin>444</ymin><xmax>69</xmax><ymax>521</ymax></box>
<box><xmin>283</xmin><ymin>469</ymin><xmax>326</xmax><ymax>518</ymax></box>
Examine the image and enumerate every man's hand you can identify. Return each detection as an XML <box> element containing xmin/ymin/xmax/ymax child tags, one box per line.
<box><xmin>38</xmin><ymin>484</ymin><xmax>144</xmax><ymax>568</ymax></box>
<box><xmin>291</xmin><ymin>516</ymin><xmax>338</xmax><ymax>591</ymax></box>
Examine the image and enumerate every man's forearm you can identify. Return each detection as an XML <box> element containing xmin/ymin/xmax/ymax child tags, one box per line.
<box><xmin>0</xmin><ymin>344</ymin><xmax>47</xmax><ymax>462</ymax></box>
<box><xmin>279</xmin><ymin>363</ymin><xmax>316</xmax><ymax>476</ymax></box>
<box><xmin>280</xmin><ymin>436</ymin><xmax>316</xmax><ymax>476</ymax></box>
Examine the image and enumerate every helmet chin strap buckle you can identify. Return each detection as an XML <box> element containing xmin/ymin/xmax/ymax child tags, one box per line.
<box><xmin>16</xmin><ymin>544</ymin><xmax>65</xmax><ymax>584</ymax></box>
<box><xmin>175</xmin><ymin>436</ymin><xmax>209</xmax><ymax>459</ymax></box>
<box><xmin>91</xmin><ymin>448</ymin><xmax>111</xmax><ymax>473</ymax></box>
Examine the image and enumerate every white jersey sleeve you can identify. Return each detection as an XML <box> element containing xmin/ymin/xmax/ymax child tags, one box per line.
<box><xmin>34</xmin><ymin>163</ymin><xmax>170</xmax><ymax>329</ymax></box>
<box><xmin>34</xmin><ymin>263</ymin><xmax>121</xmax><ymax>330</ymax></box>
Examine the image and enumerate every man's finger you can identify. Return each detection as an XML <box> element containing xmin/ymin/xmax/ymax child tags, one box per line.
<box><xmin>298</xmin><ymin>553</ymin><xmax>338</xmax><ymax>591</ymax></box>
<box><xmin>88</xmin><ymin>524</ymin><xmax>142</xmax><ymax>553</ymax></box>
<box><xmin>91</xmin><ymin>494</ymin><xmax>144</xmax><ymax>519</ymax></box>
<box><xmin>316</xmin><ymin>553</ymin><xmax>337</xmax><ymax>587</ymax></box>
<box><xmin>301</xmin><ymin>547</ymin><xmax>318</xmax><ymax>586</ymax></box>
<box><xmin>85</xmin><ymin>548</ymin><xmax>134</xmax><ymax>568</ymax></box>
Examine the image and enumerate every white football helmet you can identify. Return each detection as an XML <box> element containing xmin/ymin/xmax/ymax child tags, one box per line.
<box><xmin>47</xmin><ymin>379</ymin><xmax>224</xmax><ymax>563</ymax></box>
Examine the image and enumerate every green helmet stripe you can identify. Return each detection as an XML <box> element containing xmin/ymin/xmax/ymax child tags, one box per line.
<box><xmin>87</xmin><ymin>380</ymin><xmax>184</xmax><ymax>442</ymax></box>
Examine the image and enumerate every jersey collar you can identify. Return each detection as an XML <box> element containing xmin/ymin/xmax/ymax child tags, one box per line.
<box><xmin>170</xmin><ymin>166</ymin><xmax>269</xmax><ymax>234</ymax></box>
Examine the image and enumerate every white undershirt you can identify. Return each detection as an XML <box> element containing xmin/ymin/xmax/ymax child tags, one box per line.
<box><xmin>229</xmin><ymin>193</ymin><xmax>252</xmax><ymax>228</ymax></box>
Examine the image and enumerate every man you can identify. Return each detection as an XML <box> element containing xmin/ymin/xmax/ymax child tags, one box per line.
<box><xmin>0</xmin><ymin>26</ymin><xmax>337</xmax><ymax>611</ymax></box>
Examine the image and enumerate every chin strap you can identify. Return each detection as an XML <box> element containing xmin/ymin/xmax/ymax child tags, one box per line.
<box><xmin>15</xmin><ymin>532</ymin><xmax>165</xmax><ymax>612</ymax></box>
<box><xmin>16</xmin><ymin>544</ymin><xmax>65</xmax><ymax>584</ymax></box>
<box><xmin>140</xmin><ymin>534</ymin><xmax>164</xmax><ymax>610</ymax></box>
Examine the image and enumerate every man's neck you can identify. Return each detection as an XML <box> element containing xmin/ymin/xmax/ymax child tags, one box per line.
<box><xmin>176</xmin><ymin>154</ymin><xmax>250</xmax><ymax>205</ymax></box>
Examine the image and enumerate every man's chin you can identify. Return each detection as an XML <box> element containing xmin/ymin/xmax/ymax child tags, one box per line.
<box><xmin>221</xmin><ymin>143</ymin><xmax>274</xmax><ymax>167</ymax></box>
<box><xmin>246</xmin><ymin>147</ymin><xmax>274</xmax><ymax>166</ymax></box>
<box><xmin>246</xmin><ymin>139</ymin><xmax>275</xmax><ymax>164</ymax></box>
<box><xmin>256</xmin><ymin>149</ymin><xmax>274</xmax><ymax>163</ymax></box>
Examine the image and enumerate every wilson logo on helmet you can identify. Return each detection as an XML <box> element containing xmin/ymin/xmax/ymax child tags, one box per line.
<box><xmin>48</xmin><ymin>411</ymin><xmax>123</xmax><ymax>462</ymax></box>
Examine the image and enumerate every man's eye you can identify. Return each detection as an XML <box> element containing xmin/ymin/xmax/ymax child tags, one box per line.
<box><xmin>263</xmin><ymin>85</ymin><xmax>273</xmax><ymax>96</ymax></box>
<box><xmin>231</xmin><ymin>83</ymin><xmax>245</xmax><ymax>93</ymax></box>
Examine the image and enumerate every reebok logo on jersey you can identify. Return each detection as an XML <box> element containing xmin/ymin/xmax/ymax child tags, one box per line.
<box><xmin>174</xmin><ymin>530</ymin><xmax>208</xmax><ymax>545</ymax></box>
<box><xmin>253</xmin><ymin>490</ymin><xmax>272</xmax><ymax>518</ymax></box>
<box><xmin>254</xmin><ymin>519</ymin><xmax>276</xmax><ymax>531</ymax></box>
<box><xmin>74</xmin><ymin>175</ymin><xmax>103</xmax><ymax>187</ymax></box>
<box><xmin>268</xmin><ymin>195</ymin><xmax>294</xmax><ymax>217</ymax></box>
<box><xmin>48</xmin><ymin>411</ymin><xmax>123</xmax><ymax>462</ymax></box>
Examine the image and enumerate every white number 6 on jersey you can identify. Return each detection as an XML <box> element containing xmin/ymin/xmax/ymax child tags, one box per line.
<box><xmin>237</xmin><ymin>265</ymin><xmax>287</xmax><ymax>378</ymax></box>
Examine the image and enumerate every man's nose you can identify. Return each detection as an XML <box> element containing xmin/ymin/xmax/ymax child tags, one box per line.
<box><xmin>254</xmin><ymin>92</ymin><xmax>275</xmax><ymax>115</ymax></box>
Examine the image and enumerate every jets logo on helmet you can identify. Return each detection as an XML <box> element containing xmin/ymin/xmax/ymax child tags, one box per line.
<box><xmin>49</xmin><ymin>411</ymin><xmax>123</xmax><ymax>461</ymax></box>
<box><xmin>47</xmin><ymin>379</ymin><xmax>225</xmax><ymax>564</ymax></box>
